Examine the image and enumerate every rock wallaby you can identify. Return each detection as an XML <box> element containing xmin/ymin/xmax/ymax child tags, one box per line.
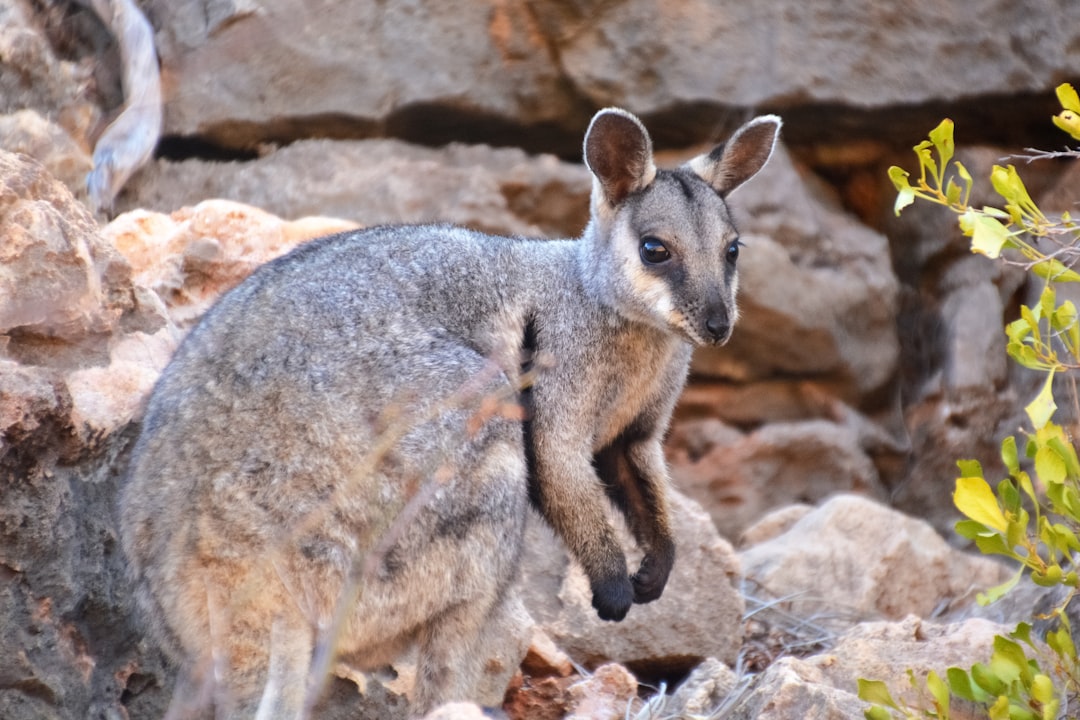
<box><xmin>119</xmin><ymin>108</ymin><xmax>780</xmax><ymax>717</ymax></box>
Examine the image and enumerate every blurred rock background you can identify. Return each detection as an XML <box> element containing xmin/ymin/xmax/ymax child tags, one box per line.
<box><xmin>2</xmin><ymin>1</ymin><xmax>1079</xmax><ymax>718</ymax></box>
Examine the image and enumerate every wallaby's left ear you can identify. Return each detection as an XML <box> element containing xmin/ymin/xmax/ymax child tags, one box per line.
<box><xmin>689</xmin><ymin>115</ymin><xmax>782</xmax><ymax>197</ymax></box>
<box><xmin>584</xmin><ymin>108</ymin><xmax>657</xmax><ymax>208</ymax></box>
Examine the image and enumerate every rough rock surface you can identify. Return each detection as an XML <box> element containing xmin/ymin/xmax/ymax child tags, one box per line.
<box><xmin>645</xmin><ymin>617</ymin><xmax>1008</xmax><ymax>720</ymax></box>
<box><xmin>145</xmin><ymin>0</ymin><xmax>585</xmax><ymax>150</ymax></box>
<box><xmin>115</xmin><ymin>139</ymin><xmax>592</xmax><ymax>237</ymax></box>
<box><xmin>670</xmin><ymin>419</ymin><xmax>884</xmax><ymax>539</ymax></box>
<box><xmin>101</xmin><ymin>199</ymin><xmax>357</xmax><ymax>327</ymax></box>
<box><xmin>739</xmin><ymin>495</ymin><xmax>1010</xmax><ymax>621</ymax></box>
<box><xmin>0</xmin><ymin>150</ymin><xmax>128</xmax><ymax>351</ymax></box>
<box><xmin>0</xmin><ymin>1</ymin><xmax>99</xmax><ymax>143</ymax></box>
<box><xmin>0</xmin><ymin>111</ymin><xmax>92</xmax><ymax>197</ymax></box>
<box><xmin>145</xmin><ymin>1</ymin><xmax>1080</xmax><ymax>151</ymax></box>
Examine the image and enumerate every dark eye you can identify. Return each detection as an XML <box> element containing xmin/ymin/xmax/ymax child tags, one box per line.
<box><xmin>640</xmin><ymin>236</ymin><xmax>671</xmax><ymax>265</ymax></box>
<box><xmin>726</xmin><ymin>239</ymin><xmax>743</xmax><ymax>265</ymax></box>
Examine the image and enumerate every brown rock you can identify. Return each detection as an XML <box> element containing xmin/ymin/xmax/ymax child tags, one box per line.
<box><xmin>739</xmin><ymin>495</ymin><xmax>1011</xmax><ymax>620</ymax></box>
<box><xmin>503</xmin><ymin>673</ymin><xmax>575</xmax><ymax>720</ymax></box>
<box><xmin>565</xmin><ymin>663</ymin><xmax>639</xmax><ymax>720</ymax></box>
<box><xmin>670</xmin><ymin>420</ymin><xmax>883</xmax><ymax>540</ymax></box>
<box><xmin>0</xmin><ymin>111</ymin><xmax>92</xmax><ymax>198</ymax></box>
<box><xmin>521</xmin><ymin>628</ymin><xmax>575</xmax><ymax>679</ymax></box>
<box><xmin>0</xmin><ymin>151</ymin><xmax>131</xmax><ymax>356</ymax></box>
<box><xmin>146</xmin><ymin>0</ymin><xmax>583</xmax><ymax>148</ymax></box>
<box><xmin>549</xmin><ymin>0</ymin><xmax>1080</xmax><ymax>114</ymax></box>
<box><xmin>101</xmin><ymin>200</ymin><xmax>358</xmax><ymax>328</ymax></box>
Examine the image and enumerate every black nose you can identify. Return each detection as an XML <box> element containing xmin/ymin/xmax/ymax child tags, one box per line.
<box><xmin>705</xmin><ymin>316</ymin><xmax>730</xmax><ymax>340</ymax></box>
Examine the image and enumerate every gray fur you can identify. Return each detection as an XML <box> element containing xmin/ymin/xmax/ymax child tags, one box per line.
<box><xmin>118</xmin><ymin>108</ymin><xmax>780</xmax><ymax>717</ymax></box>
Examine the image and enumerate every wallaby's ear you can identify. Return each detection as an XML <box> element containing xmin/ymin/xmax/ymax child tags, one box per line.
<box><xmin>689</xmin><ymin>115</ymin><xmax>782</xmax><ymax>197</ymax></box>
<box><xmin>584</xmin><ymin>108</ymin><xmax>657</xmax><ymax>208</ymax></box>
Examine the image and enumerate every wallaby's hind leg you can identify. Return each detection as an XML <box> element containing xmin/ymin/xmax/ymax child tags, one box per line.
<box><xmin>253</xmin><ymin>614</ymin><xmax>316</xmax><ymax>720</ymax></box>
<box><xmin>412</xmin><ymin>588</ymin><xmax>530</xmax><ymax>715</ymax></box>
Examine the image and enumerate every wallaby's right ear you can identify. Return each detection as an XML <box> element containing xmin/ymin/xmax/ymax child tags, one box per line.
<box><xmin>689</xmin><ymin>115</ymin><xmax>782</xmax><ymax>197</ymax></box>
<box><xmin>584</xmin><ymin>108</ymin><xmax>657</xmax><ymax>209</ymax></box>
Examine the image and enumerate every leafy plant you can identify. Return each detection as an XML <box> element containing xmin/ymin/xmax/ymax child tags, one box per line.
<box><xmin>859</xmin><ymin>84</ymin><xmax>1080</xmax><ymax>720</ymax></box>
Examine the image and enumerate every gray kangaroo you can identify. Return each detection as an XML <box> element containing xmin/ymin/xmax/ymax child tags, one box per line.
<box><xmin>119</xmin><ymin>108</ymin><xmax>780</xmax><ymax>718</ymax></box>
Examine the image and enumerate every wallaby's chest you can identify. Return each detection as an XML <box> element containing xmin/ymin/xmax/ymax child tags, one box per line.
<box><xmin>542</xmin><ymin>313</ymin><xmax>688</xmax><ymax>451</ymax></box>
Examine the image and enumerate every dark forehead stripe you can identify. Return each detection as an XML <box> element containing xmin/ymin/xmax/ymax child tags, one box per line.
<box><xmin>665</xmin><ymin>167</ymin><xmax>710</xmax><ymax>201</ymax></box>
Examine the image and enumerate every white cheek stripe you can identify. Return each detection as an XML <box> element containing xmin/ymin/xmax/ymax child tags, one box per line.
<box><xmin>615</xmin><ymin>223</ymin><xmax>676</xmax><ymax>319</ymax></box>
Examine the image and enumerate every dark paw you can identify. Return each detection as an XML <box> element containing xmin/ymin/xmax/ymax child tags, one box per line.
<box><xmin>591</xmin><ymin>573</ymin><xmax>634</xmax><ymax>621</ymax></box>
<box><xmin>631</xmin><ymin>545</ymin><xmax>674</xmax><ymax>604</ymax></box>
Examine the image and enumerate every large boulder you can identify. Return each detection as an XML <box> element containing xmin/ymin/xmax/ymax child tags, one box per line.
<box><xmin>145</xmin><ymin>0</ymin><xmax>585</xmax><ymax>150</ymax></box>
<box><xmin>144</xmin><ymin>1</ymin><xmax>1080</xmax><ymax>151</ymax></box>
<box><xmin>739</xmin><ymin>495</ymin><xmax>1010</xmax><ymax>621</ymax></box>
<box><xmin>114</xmin><ymin>139</ymin><xmax>592</xmax><ymax>237</ymax></box>
<box><xmin>545</xmin><ymin>0</ymin><xmax>1080</xmax><ymax>112</ymax></box>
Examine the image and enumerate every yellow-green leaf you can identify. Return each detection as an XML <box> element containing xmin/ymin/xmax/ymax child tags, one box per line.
<box><xmin>1029</xmin><ymin>674</ymin><xmax>1055</xmax><ymax>710</ymax></box>
<box><xmin>954</xmin><ymin>476</ymin><xmax>1009</xmax><ymax>532</ymax></box>
<box><xmin>1035</xmin><ymin>444</ymin><xmax>1067</xmax><ymax>485</ymax></box>
<box><xmin>926</xmin><ymin>670</ymin><xmax>950</xmax><ymax>716</ymax></box>
<box><xmin>929</xmin><ymin>118</ymin><xmax>955</xmax><ymax>170</ymax></box>
<box><xmin>987</xmin><ymin>695</ymin><xmax>1010</xmax><ymax>720</ymax></box>
<box><xmin>888</xmin><ymin>166</ymin><xmax>915</xmax><ymax>216</ymax></box>
<box><xmin>972</xmin><ymin>663</ymin><xmax>1006</xmax><ymax>696</ymax></box>
<box><xmin>977</xmin><ymin>568</ymin><xmax>1023</xmax><ymax>606</ymax></box>
<box><xmin>1031</xmin><ymin>257</ymin><xmax>1080</xmax><ymax>283</ymax></box>
<box><xmin>1025</xmin><ymin>371</ymin><xmax>1057</xmax><ymax>430</ymax></box>
<box><xmin>1001</xmin><ymin>436</ymin><xmax>1019</xmax><ymax>475</ymax></box>
<box><xmin>962</xmin><ymin>210</ymin><xmax>1011</xmax><ymax>259</ymax></box>
<box><xmin>1057</xmin><ymin>82</ymin><xmax>1080</xmax><ymax>113</ymax></box>
<box><xmin>1052</xmin><ymin>112</ymin><xmax>1080</xmax><ymax>141</ymax></box>
<box><xmin>857</xmin><ymin>679</ymin><xmax>898</xmax><ymax>709</ymax></box>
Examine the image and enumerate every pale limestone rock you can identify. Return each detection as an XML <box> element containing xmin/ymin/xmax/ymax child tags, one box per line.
<box><xmin>66</xmin><ymin>328</ymin><xmax>179</xmax><ymax>444</ymax></box>
<box><xmin>102</xmin><ymin>200</ymin><xmax>358</xmax><ymax>328</ymax></box>
<box><xmin>738</xmin><ymin>504</ymin><xmax>814</xmax><ymax>548</ymax></box>
<box><xmin>739</xmin><ymin>495</ymin><xmax>1011</xmax><ymax>620</ymax></box>
<box><xmin>0</xmin><ymin>111</ymin><xmax>92</xmax><ymax>197</ymax></box>
<box><xmin>420</xmin><ymin>702</ymin><xmax>488</xmax><ymax>720</ymax></box>
<box><xmin>116</xmin><ymin>139</ymin><xmax>592</xmax><ymax>239</ymax></box>
<box><xmin>0</xmin><ymin>151</ymin><xmax>130</xmax><ymax>346</ymax></box>
<box><xmin>726</xmin><ymin>656</ymin><xmax>869</xmax><ymax>720</ymax></box>
<box><xmin>727</xmin><ymin>616</ymin><xmax>1007</xmax><ymax>719</ymax></box>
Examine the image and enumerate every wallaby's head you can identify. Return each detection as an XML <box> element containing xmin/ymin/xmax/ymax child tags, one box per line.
<box><xmin>581</xmin><ymin>108</ymin><xmax>781</xmax><ymax>346</ymax></box>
